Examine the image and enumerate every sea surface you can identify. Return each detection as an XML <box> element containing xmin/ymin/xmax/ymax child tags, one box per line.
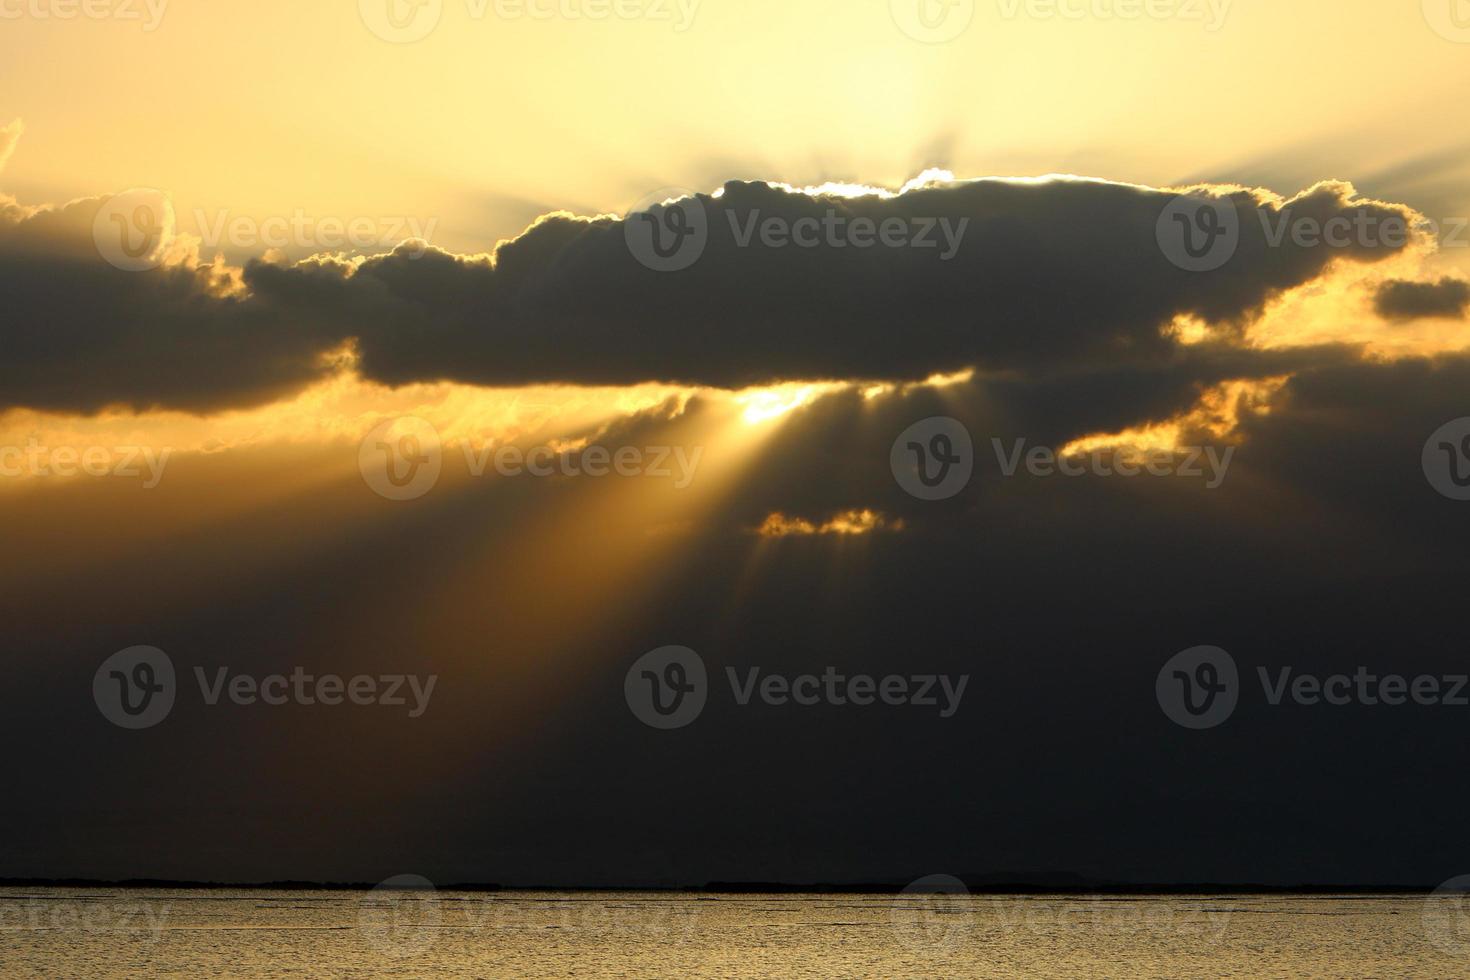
<box><xmin>3</xmin><ymin>888</ymin><xmax>1469</xmax><ymax>977</ymax></box>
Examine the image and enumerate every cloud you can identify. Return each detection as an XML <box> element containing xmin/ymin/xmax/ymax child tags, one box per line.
<box><xmin>756</xmin><ymin>509</ymin><xmax>902</xmax><ymax>537</ymax></box>
<box><xmin>0</xmin><ymin>194</ymin><xmax>350</xmax><ymax>413</ymax></box>
<box><xmin>1374</xmin><ymin>276</ymin><xmax>1470</xmax><ymax>321</ymax></box>
<box><xmin>0</xmin><ymin>169</ymin><xmax>1427</xmax><ymax>414</ymax></box>
<box><xmin>263</xmin><ymin>177</ymin><xmax>1415</xmax><ymax>392</ymax></box>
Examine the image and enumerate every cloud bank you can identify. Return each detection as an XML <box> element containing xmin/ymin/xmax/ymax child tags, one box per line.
<box><xmin>0</xmin><ymin>130</ymin><xmax>1447</xmax><ymax>415</ymax></box>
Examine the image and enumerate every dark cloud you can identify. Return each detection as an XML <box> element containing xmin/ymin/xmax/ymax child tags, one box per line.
<box><xmin>278</xmin><ymin>178</ymin><xmax>1412</xmax><ymax>391</ymax></box>
<box><xmin>1373</xmin><ymin>276</ymin><xmax>1470</xmax><ymax>321</ymax></box>
<box><xmin>0</xmin><ymin>196</ymin><xmax>348</xmax><ymax>414</ymax></box>
<box><xmin>0</xmin><ymin>175</ymin><xmax>1419</xmax><ymax>412</ymax></box>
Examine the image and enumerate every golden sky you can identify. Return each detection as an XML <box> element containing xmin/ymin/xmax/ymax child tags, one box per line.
<box><xmin>4</xmin><ymin>0</ymin><xmax>1469</xmax><ymax>258</ymax></box>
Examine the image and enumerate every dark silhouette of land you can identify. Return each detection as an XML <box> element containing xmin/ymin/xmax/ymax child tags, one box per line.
<box><xmin>0</xmin><ymin>876</ymin><xmax>1443</xmax><ymax>894</ymax></box>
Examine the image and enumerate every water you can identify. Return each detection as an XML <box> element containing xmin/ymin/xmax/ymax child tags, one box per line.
<box><xmin>2</xmin><ymin>888</ymin><xmax>1467</xmax><ymax>977</ymax></box>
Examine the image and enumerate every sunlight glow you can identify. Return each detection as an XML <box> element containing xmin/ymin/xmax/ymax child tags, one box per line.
<box><xmin>1060</xmin><ymin>378</ymin><xmax>1288</xmax><ymax>457</ymax></box>
<box><xmin>757</xmin><ymin>509</ymin><xmax>902</xmax><ymax>538</ymax></box>
<box><xmin>735</xmin><ymin>383</ymin><xmax>837</xmax><ymax>425</ymax></box>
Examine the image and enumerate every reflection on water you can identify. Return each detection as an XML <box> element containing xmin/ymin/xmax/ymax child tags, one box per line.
<box><xmin>1</xmin><ymin>888</ymin><xmax>1466</xmax><ymax>978</ymax></box>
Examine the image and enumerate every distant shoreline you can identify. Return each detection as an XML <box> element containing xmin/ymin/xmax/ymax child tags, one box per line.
<box><xmin>0</xmin><ymin>878</ymin><xmax>1445</xmax><ymax>895</ymax></box>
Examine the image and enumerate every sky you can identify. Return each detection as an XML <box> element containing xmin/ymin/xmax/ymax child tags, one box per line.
<box><xmin>4</xmin><ymin>0</ymin><xmax>1470</xmax><ymax>887</ymax></box>
<box><xmin>4</xmin><ymin>0</ymin><xmax>1470</xmax><ymax>254</ymax></box>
